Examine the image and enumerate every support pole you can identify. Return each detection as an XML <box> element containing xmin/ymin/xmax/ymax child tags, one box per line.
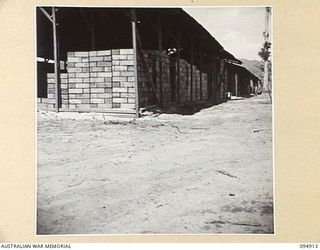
<box><xmin>158</xmin><ymin>11</ymin><xmax>163</xmax><ymax>107</ymax></box>
<box><xmin>176</xmin><ymin>29</ymin><xmax>181</xmax><ymax>103</ymax></box>
<box><xmin>131</xmin><ymin>11</ymin><xmax>140</xmax><ymax>118</ymax></box>
<box><xmin>212</xmin><ymin>55</ymin><xmax>217</xmax><ymax>103</ymax></box>
<box><xmin>52</xmin><ymin>7</ymin><xmax>60</xmax><ymax>113</ymax></box>
<box><xmin>207</xmin><ymin>55</ymin><xmax>211</xmax><ymax>102</ymax></box>
<box><xmin>263</xmin><ymin>7</ymin><xmax>271</xmax><ymax>93</ymax></box>
<box><xmin>235</xmin><ymin>73</ymin><xmax>238</xmax><ymax>97</ymax></box>
<box><xmin>199</xmin><ymin>45</ymin><xmax>203</xmax><ymax>101</ymax></box>
<box><xmin>190</xmin><ymin>37</ymin><xmax>194</xmax><ymax>102</ymax></box>
<box><xmin>39</xmin><ymin>7</ymin><xmax>54</xmax><ymax>24</ymax></box>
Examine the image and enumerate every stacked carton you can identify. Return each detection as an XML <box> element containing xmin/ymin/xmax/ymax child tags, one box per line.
<box><xmin>201</xmin><ymin>72</ymin><xmax>208</xmax><ymax>101</ymax></box>
<box><xmin>38</xmin><ymin>48</ymin><xmax>214</xmax><ymax>113</ymax></box>
<box><xmin>37</xmin><ymin>73</ymin><xmax>68</xmax><ymax>110</ymax></box>
<box><xmin>39</xmin><ymin>49</ymin><xmax>136</xmax><ymax>112</ymax></box>
<box><xmin>137</xmin><ymin>51</ymin><xmax>155</xmax><ymax>107</ymax></box>
<box><xmin>137</xmin><ymin>50</ymin><xmax>170</xmax><ymax>107</ymax></box>
<box><xmin>111</xmin><ymin>49</ymin><xmax>135</xmax><ymax>109</ymax></box>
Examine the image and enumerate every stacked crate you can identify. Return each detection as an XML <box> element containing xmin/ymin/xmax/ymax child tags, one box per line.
<box><xmin>66</xmin><ymin>51</ymin><xmax>112</xmax><ymax>110</ymax></box>
<box><xmin>38</xmin><ymin>48</ymin><xmax>215</xmax><ymax>113</ymax></box>
<box><xmin>159</xmin><ymin>53</ymin><xmax>171</xmax><ymax>106</ymax></box>
<box><xmin>191</xmin><ymin>66</ymin><xmax>197</xmax><ymax>101</ymax></box>
<box><xmin>37</xmin><ymin>73</ymin><xmax>68</xmax><ymax>110</ymax></box>
<box><xmin>60</xmin><ymin>73</ymin><xmax>69</xmax><ymax>108</ymax></box>
<box><xmin>66</xmin><ymin>49</ymin><xmax>136</xmax><ymax>110</ymax></box>
<box><xmin>175</xmin><ymin>59</ymin><xmax>190</xmax><ymax>103</ymax></box>
<box><xmin>148</xmin><ymin>50</ymin><xmax>171</xmax><ymax>106</ymax></box>
<box><xmin>46</xmin><ymin>74</ymin><xmax>56</xmax><ymax>109</ymax></box>
<box><xmin>37</xmin><ymin>74</ymin><xmax>56</xmax><ymax>110</ymax></box>
<box><xmin>201</xmin><ymin>72</ymin><xmax>208</xmax><ymax>101</ymax></box>
<box><xmin>67</xmin><ymin>51</ymin><xmax>89</xmax><ymax>110</ymax></box>
<box><xmin>137</xmin><ymin>51</ymin><xmax>155</xmax><ymax>107</ymax></box>
<box><xmin>186</xmin><ymin>63</ymin><xmax>192</xmax><ymax>101</ymax></box>
<box><xmin>137</xmin><ymin>50</ymin><xmax>170</xmax><ymax>107</ymax></box>
<box><xmin>89</xmin><ymin>50</ymin><xmax>113</xmax><ymax>109</ymax></box>
<box><xmin>111</xmin><ymin>49</ymin><xmax>135</xmax><ymax>109</ymax></box>
<box><xmin>196</xmin><ymin>69</ymin><xmax>201</xmax><ymax>101</ymax></box>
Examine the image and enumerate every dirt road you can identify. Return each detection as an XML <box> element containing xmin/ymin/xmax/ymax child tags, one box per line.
<box><xmin>37</xmin><ymin>95</ymin><xmax>273</xmax><ymax>234</ymax></box>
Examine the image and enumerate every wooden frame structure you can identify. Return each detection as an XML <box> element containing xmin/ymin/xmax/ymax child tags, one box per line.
<box><xmin>37</xmin><ymin>7</ymin><xmax>250</xmax><ymax>117</ymax></box>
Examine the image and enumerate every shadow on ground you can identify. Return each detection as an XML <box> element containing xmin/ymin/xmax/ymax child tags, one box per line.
<box><xmin>145</xmin><ymin>101</ymin><xmax>229</xmax><ymax>116</ymax></box>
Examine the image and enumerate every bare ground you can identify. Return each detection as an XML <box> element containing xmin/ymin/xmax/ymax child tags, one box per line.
<box><xmin>37</xmin><ymin>95</ymin><xmax>273</xmax><ymax>234</ymax></box>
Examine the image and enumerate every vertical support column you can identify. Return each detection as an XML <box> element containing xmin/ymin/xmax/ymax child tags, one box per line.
<box><xmin>199</xmin><ymin>45</ymin><xmax>203</xmax><ymax>101</ymax></box>
<box><xmin>212</xmin><ymin>55</ymin><xmax>216</xmax><ymax>103</ymax></box>
<box><xmin>131</xmin><ymin>10</ymin><xmax>140</xmax><ymax>118</ymax></box>
<box><xmin>207</xmin><ymin>55</ymin><xmax>212</xmax><ymax>102</ymax></box>
<box><xmin>52</xmin><ymin>7</ymin><xmax>60</xmax><ymax>113</ymax></box>
<box><xmin>190</xmin><ymin>37</ymin><xmax>194</xmax><ymax>102</ymax></box>
<box><xmin>235</xmin><ymin>73</ymin><xmax>238</xmax><ymax>97</ymax></box>
<box><xmin>176</xmin><ymin>29</ymin><xmax>181</xmax><ymax>103</ymax></box>
<box><xmin>264</xmin><ymin>60</ymin><xmax>268</xmax><ymax>92</ymax></box>
<box><xmin>219</xmin><ymin>59</ymin><xmax>224</xmax><ymax>101</ymax></box>
<box><xmin>224</xmin><ymin>66</ymin><xmax>228</xmax><ymax>98</ymax></box>
<box><xmin>158</xmin><ymin>11</ymin><xmax>163</xmax><ymax>107</ymax></box>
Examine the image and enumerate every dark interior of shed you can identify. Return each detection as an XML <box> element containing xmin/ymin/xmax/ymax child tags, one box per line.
<box><xmin>36</xmin><ymin>7</ymin><xmax>240</xmax><ymax>102</ymax></box>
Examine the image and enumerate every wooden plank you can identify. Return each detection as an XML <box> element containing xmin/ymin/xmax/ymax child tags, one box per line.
<box><xmin>39</xmin><ymin>7</ymin><xmax>54</xmax><ymax>24</ymax></box>
<box><xmin>52</xmin><ymin>7</ymin><xmax>60</xmax><ymax>113</ymax></box>
<box><xmin>131</xmin><ymin>10</ymin><xmax>140</xmax><ymax>118</ymax></box>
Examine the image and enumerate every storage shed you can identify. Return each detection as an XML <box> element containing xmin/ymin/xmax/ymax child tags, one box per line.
<box><xmin>36</xmin><ymin>7</ymin><xmax>254</xmax><ymax>117</ymax></box>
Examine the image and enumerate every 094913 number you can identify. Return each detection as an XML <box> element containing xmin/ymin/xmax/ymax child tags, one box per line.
<box><xmin>300</xmin><ymin>244</ymin><xmax>319</xmax><ymax>248</ymax></box>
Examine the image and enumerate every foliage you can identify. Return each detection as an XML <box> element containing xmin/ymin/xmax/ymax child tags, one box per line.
<box><xmin>258</xmin><ymin>42</ymin><xmax>271</xmax><ymax>61</ymax></box>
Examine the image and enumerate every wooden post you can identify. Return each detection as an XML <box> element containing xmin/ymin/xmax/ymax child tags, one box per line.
<box><xmin>158</xmin><ymin>11</ymin><xmax>163</xmax><ymax>107</ymax></box>
<box><xmin>176</xmin><ymin>29</ymin><xmax>181</xmax><ymax>103</ymax></box>
<box><xmin>206</xmin><ymin>54</ymin><xmax>212</xmax><ymax>102</ymax></box>
<box><xmin>199</xmin><ymin>45</ymin><xmax>203</xmax><ymax>101</ymax></box>
<box><xmin>235</xmin><ymin>73</ymin><xmax>238</xmax><ymax>97</ymax></box>
<box><xmin>220</xmin><ymin>59</ymin><xmax>225</xmax><ymax>101</ymax></box>
<box><xmin>190</xmin><ymin>37</ymin><xmax>194</xmax><ymax>102</ymax></box>
<box><xmin>212</xmin><ymin>55</ymin><xmax>217</xmax><ymax>103</ymax></box>
<box><xmin>131</xmin><ymin>11</ymin><xmax>140</xmax><ymax>118</ymax></box>
<box><xmin>52</xmin><ymin>7</ymin><xmax>60</xmax><ymax>113</ymax></box>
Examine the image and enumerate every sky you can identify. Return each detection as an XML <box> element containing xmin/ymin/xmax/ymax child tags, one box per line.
<box><xmin>183</xmin><ymin>7</ymin><xmax>266</xmax><ymax>61</ymax></box>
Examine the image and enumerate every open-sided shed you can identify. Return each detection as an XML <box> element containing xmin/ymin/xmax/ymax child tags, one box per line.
<box><xmin>36</xmin><ymin>7</ymin><xmax>246</xmax><ymax>117</ymax></box>
<box><xmin>225</xmin><ymin>62</ymin><xmax>261</xmax><ymax>97</ymax></box>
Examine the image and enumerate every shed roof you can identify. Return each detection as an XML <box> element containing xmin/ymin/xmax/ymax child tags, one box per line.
<box><xmin>36</xmin><ymin>7</ymin><xmax>240</xmax><ymax>69</ymax></box>
<box><xmin>226</xmin><ymin>62</ymin><xmax>261</xmax><ymax>81</ymax></box>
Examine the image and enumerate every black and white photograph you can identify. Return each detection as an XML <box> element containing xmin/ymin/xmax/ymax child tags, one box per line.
<box><xmin>36</xmin><ymin>6</ymin><xmax>273</xmax><ymax>235</ymax></box>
